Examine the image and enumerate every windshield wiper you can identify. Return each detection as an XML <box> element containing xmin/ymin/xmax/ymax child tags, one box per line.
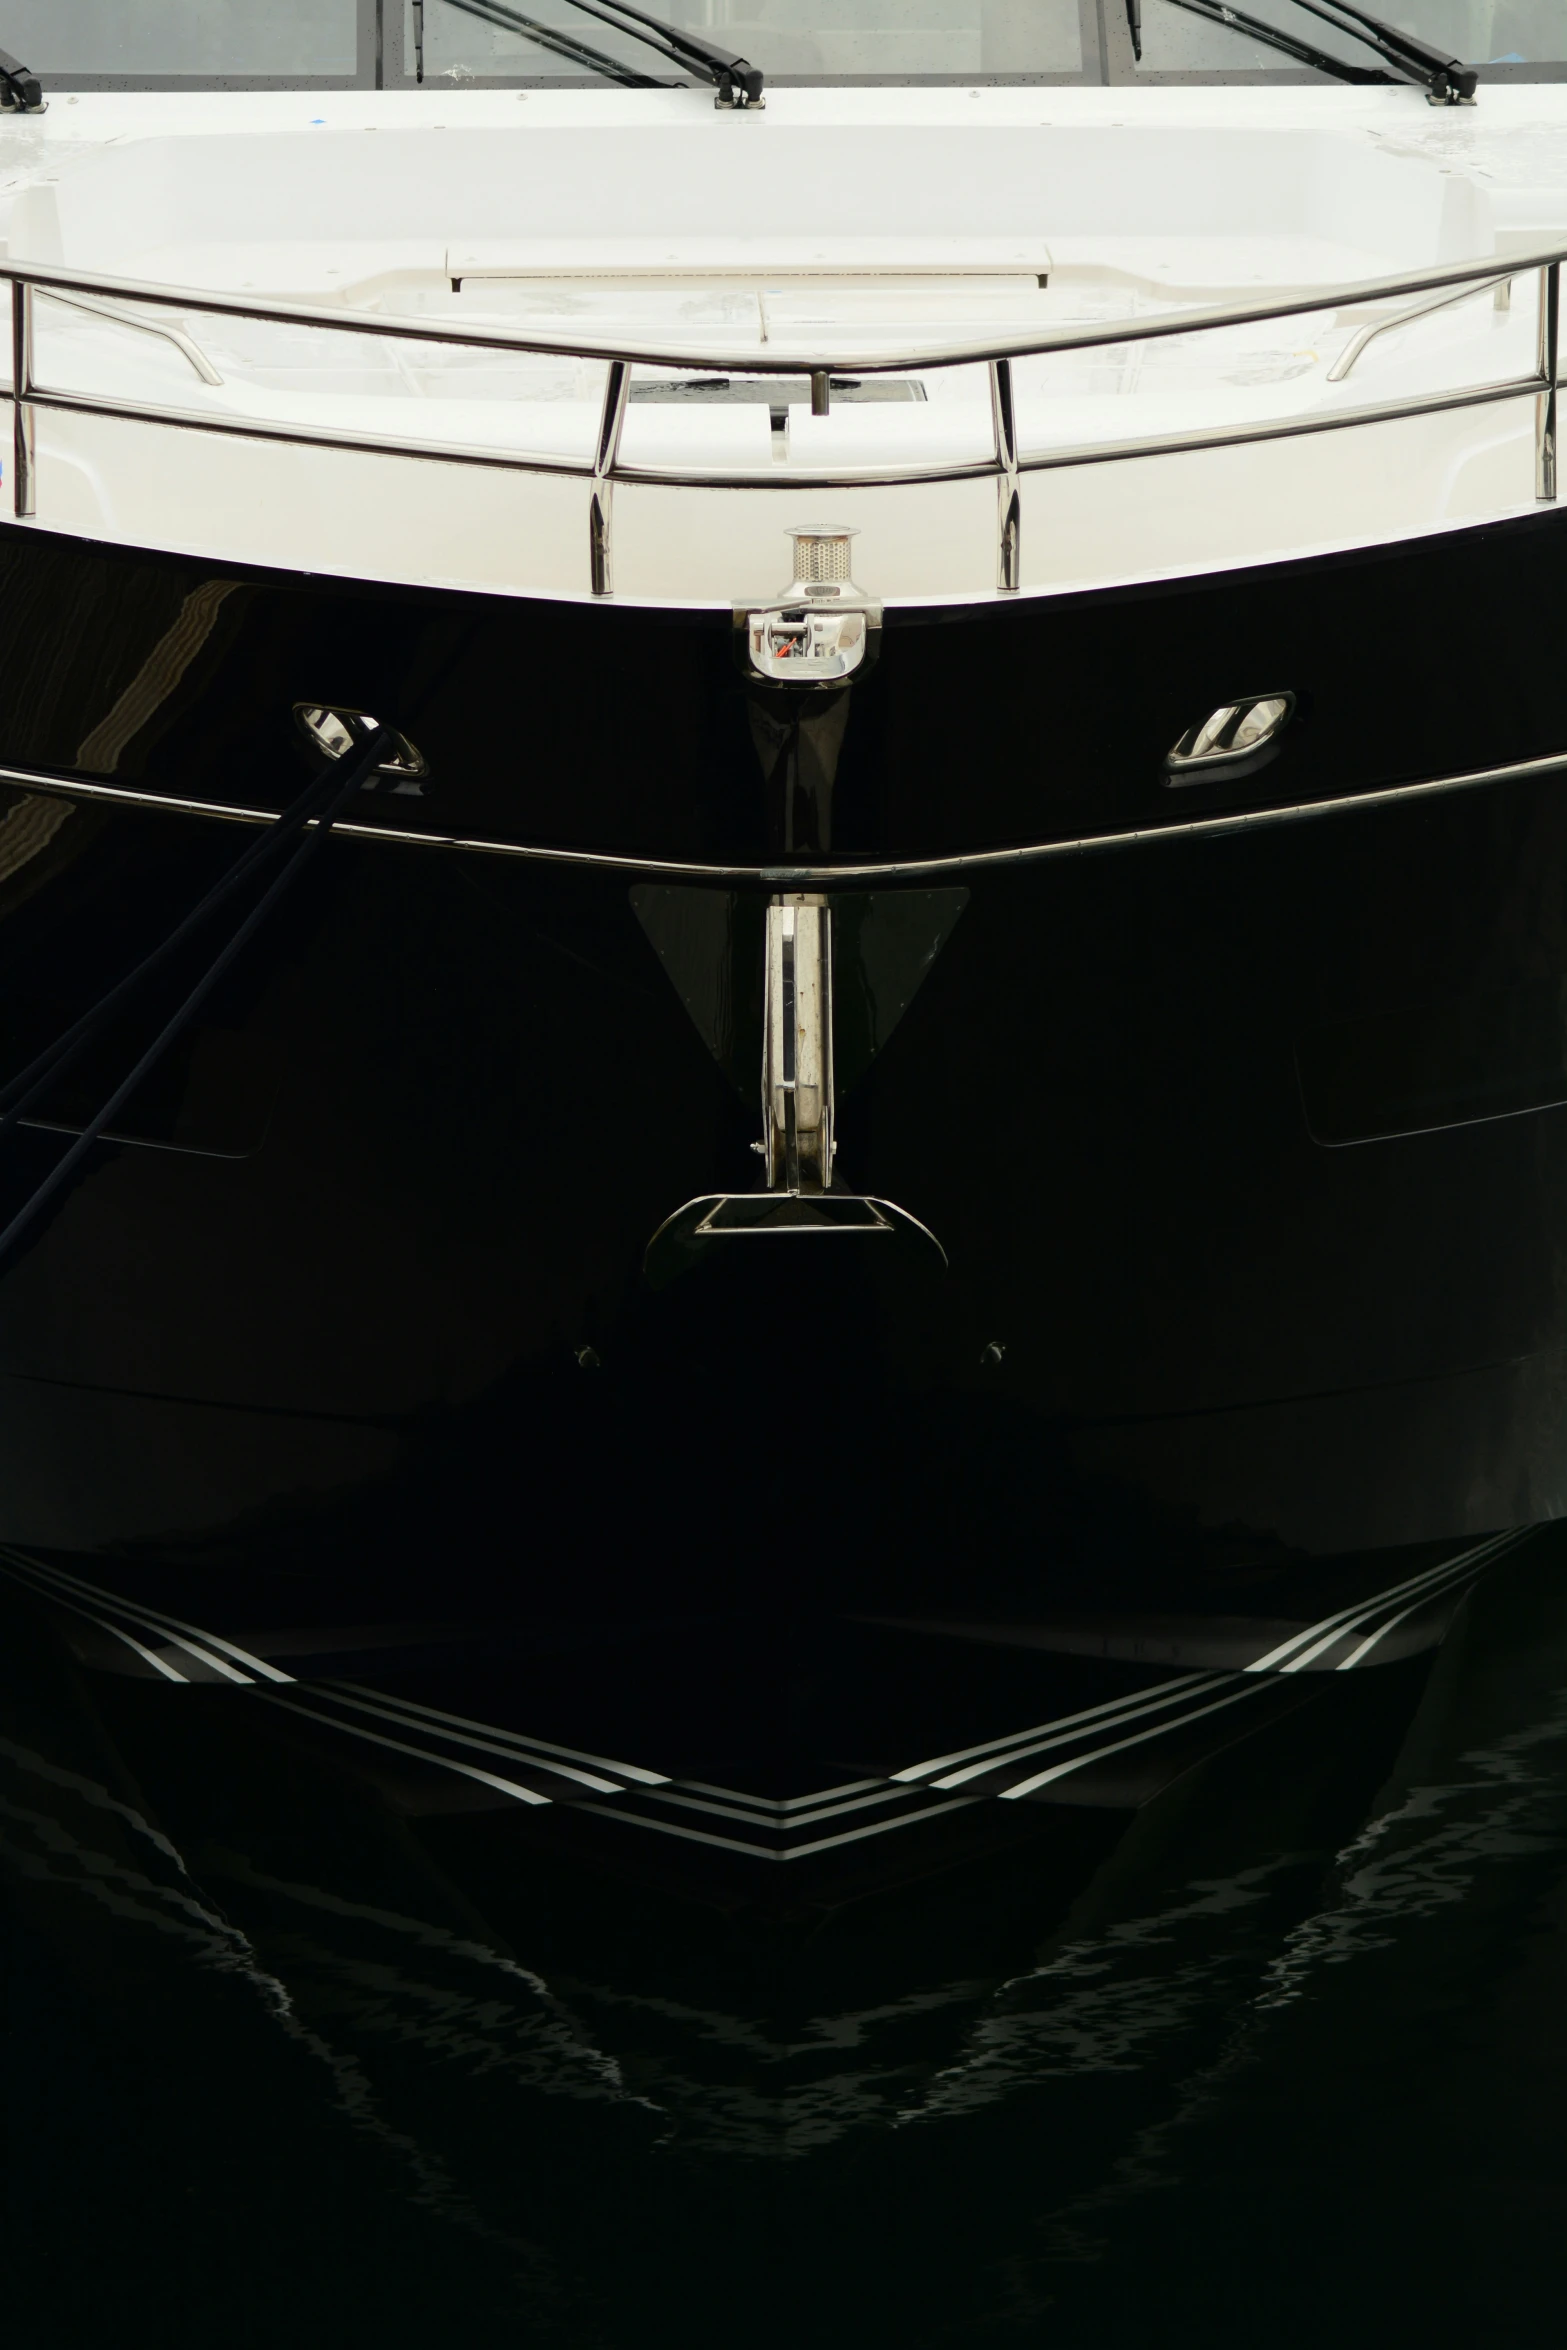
<box><xmin>0</xmin><ymin>45</ymin><xmax>43</xmax><ymax>112</ymax></box>
<box><xmin>1128</xmin><ymin>0</ymin><xmax>1478</xmax><ymax>103</ymax></box>
<box><xmin>421</xmin><ymin>0</ymin><xmax>764</xmax><ymax>106</ymax></box>
<box><xmin>425</xmin><ymin>0</ymin><xmax>664</xmax><ymax>91</ymax></box>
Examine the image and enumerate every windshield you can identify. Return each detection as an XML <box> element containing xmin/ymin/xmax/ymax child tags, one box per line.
<box><xmin>7</xmin><ymin>0</ymin><xmax>1564</xmax><ymax>86</ymax></box>
<box><xmin>1135</xmin><ymin>0</ymin><xmax>1564</xmax><ymax>77</ymax></box>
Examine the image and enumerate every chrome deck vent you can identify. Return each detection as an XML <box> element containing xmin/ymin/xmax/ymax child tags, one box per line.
<box><xmin>1166</xmin><ymin>692</ymin><xmax>1295</xmax><ymax>780</ymax></box>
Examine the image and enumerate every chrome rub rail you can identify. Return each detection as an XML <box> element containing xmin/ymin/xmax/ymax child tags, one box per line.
<box><xmin>7</xmin><ymin>741</ymin><xmax>1567</xmax><ymax>888</ymax></box>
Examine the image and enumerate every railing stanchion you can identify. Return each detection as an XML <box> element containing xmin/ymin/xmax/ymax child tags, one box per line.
<box><xmin>10</xmin><ymin>279</ymin><xmax>34</xmax><ymax>519</ymax></box>
<box><xmin>990</xmin><ymin>357</ymin><xmax>1021</xmax><ymax>591</ymax></box>
<box><xmin>1538</xmin><ymin>262</ymin><xmax>1559</xmax><ymax>502</ymax></box>
<box><xmin>0</xmin><ymin>243</ymin><xmax>1560</xmax><ymax>552</ymax></box>
<box><xmin>590</xmin><ymin>358</ymin><xmax>630</xmax><ymax>596</ymax></box>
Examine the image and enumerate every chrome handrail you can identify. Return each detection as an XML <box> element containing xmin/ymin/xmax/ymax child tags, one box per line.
<box><xmin>4</xmin><ymin>239</ymin><xmax>1565</xmax><ymax>591</ymax></box>
<box><xmin>4</xmin><ymin>240</ymin><xmax>1567</xmax><ymax>373</ymax></box>
<box><xmin>1325</xmin><ymin>270</ymin><xmax>1514</xmax><ymax>383</ymax></box>
<box><xmin>39</xmin><ymin>287</ymin><xmax>224</xmax><ymax>384</ymax></box>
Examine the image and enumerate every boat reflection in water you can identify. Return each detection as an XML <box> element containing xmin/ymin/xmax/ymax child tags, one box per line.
<box><xmin>5</xmin><ymin>1530</ymin><xmax>1566</xmax><ymax>2343</ymax></box>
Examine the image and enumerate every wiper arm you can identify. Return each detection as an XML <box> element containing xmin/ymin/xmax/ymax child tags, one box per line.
<box><xmin>1147</xmin><ymin>0</ymin><xmax>1476</xmax><ymax>102</ymax></box>
<box><xmin>0</xmin><ymin>45</ymin><xmax>44</xmax><ymax>112</ymax></box>
<box><xmin>1150</xmin><ymin>0</ymin><xmax>1397</xmax><ymax>83</ymax></box>
<box><xmin>426</xmin><ymin>0</ymin><xmax>666</xmax><ymax>91</ymax></box>
<box><xmin>423</xmin><ymin>0</ymin><xmax>764</xmax><ymax>106</ymax></box>
<box><xmin>1277</xmin><ymin>0</ymin><xmax>1477</xmax><ymax>101</ymax></box>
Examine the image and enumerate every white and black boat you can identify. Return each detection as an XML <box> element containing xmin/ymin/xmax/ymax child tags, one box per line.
<box><xmin>0</xmin><ymin>1</ymin><xmax>1562</xmax><ymax>1887</ymax></box>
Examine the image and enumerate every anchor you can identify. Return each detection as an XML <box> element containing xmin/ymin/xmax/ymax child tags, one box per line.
<box><xmin>644</xmin><ymin>527</ymin><xmax>948</xmax><ymax>1285</ymax></box>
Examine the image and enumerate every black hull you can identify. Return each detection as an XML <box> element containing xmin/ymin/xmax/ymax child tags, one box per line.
<box><xmin>0</xmin><ymin>508</ymin><xmax>1564</xmax><ymax>1849</ymax></box>
<box><xmin>0</xmin><ymin>1543</ymin><xmax>1480</xmax><ymax>1906</ymax></box>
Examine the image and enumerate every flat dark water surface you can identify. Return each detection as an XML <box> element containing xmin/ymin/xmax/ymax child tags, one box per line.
<box><xmin>4</xmin><ymin>1536</ymin><xmax>1567</xmax><ymax>2349</ymax></box>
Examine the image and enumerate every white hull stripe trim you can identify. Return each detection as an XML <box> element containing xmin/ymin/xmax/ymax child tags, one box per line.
<box><xmin>1245</xmin><ymin>1531</ymin><xmax>1526</xmax><ymax>1674</ymax></box>
<box><xmin>328</xmin><ymin>1681</ymin><xmax>667</xmax><ymax>1784</ymax></box>
<box><xmin>0</xmin><ymin>1531</ymin><xmax>1529</xmax><ymax>1842</ymax></box>
<box><xmin>920</xmin><ymin>1534</ymin><xmax>1531</xmax><ymax>1794</ymax></box>
<box><xmin>1275</xmin><ymin>1530</ymin><xmax>1531</xmax><ymax>1673</ymax></box>
<box><xmin>310</xmin><ymin>1685</ymin><xmax>625</xmax><ymax>1792</ymax></box>
<box><xmin>930</xmin><ymin>1672</ymin><xmax>1241</xmax><ymax>1791</ymax></box>
<box><xmin>996</xmin><ymin>1541</ymin><xmax>1525</xmax><ymax>1799</ymax></box>
<box><xmin>672</xmin><ymin>1777</ymin><xmax>888</xmax><ymax>1811</ymax></box>
<box><xmin>588</xmin><ymin>1795</ymin><xmax>978</xmax><ymax>1863</ymax></box>
<box><xmin>646</xmin><ymin>1783</ymin><xmax>915</xmax><ymax>1831</ymax></box>
<box><xmin>9</xmin><ymin>1573</ymin><xmax>190</xmax><ymax>1683</ymax></box>
<box><xmin>0</xmin><ymin>1545</ymin><xmax>295</xmax><ymax>1683</ymax></box>
<box><xmin>1320</xmin><ymin>1533</ymin><xmax>1531</xmax><ymax>1672</ymax></box>
<box><xmin>0</xmin><ymin>1549</ymin><xmax>247</xmax><ymax>1680</ymax></box>
<box><xmin>1335</xmin><ymin>1590</ymin><xmax>1448</xmax><ymax>1672</ymax></box>
<box><xmin>895</xmin><ymin>1670</ymin><xmax>1230</xmax><ymax>1784</ymax></box>
<box><xmin>999</xmin><ymin>1679</ymin><xmax>1275</xmax><ymax>1801</ymax></box>
<box><xmin>259</xmin><ymin>1694</ymin><xmax>551</xmax><ymax>1806</ymax></box>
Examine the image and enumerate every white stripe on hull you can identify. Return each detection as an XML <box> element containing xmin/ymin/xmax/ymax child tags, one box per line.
<box><xmin>0</xmin><ymin>1527</ymin><xmax>1529</xmax><ymax>1858</ymax></box>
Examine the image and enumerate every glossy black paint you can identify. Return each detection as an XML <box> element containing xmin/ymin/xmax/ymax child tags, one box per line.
<box><xmin>0</xmin><ymin>512</ymin><xmax>1563</xmax><ymax>1624</ymax></box>
<box><xmin>6</xmin><ymin>504</ymin><xmax>1567</xmax><ymax>860</ymax></box>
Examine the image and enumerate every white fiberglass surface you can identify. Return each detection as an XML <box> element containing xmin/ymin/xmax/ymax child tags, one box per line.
<box><xmin>1</xmin><ymin>112</ymin><xmax>1503</xmax><ymax>480</ymax></box>
<box><xmin>23</xmin><ymin>388</ymin><xmax>1537</xmax><ymax>605</ymax></box>
<box><xmin>23</xmin><ymin>295</ymin><xmax>610</xmax><ymax>468</ymax></box>
<box><xmin>0</xmin><ymin>89</ymin><xmax>1561</xmax><ymax>601</ymax></box>
<box><xmin>618</xmin><ymin>359</ymin><xmax>997</xmax><ymax>475</ymax></box>
<box><xmin>1009</xmin><ymin>272</ymin><xmax>1546</xmax><ymax>459</ymax></box>
<box><xmin>9</xmin><ymin>261</ymin><xmax>1537</xmax><ymax>487</ymax></box>
<box><xmin>20</xmin><ymin>123</ymin><xmax>1485</xmax><ymax>291</ymax></box>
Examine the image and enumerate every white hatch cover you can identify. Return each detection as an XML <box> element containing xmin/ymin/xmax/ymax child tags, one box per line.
<box><xmin>445</xmin><ymin>239</ymin><xmax>1053</xmax><ymax>283</ymax></box>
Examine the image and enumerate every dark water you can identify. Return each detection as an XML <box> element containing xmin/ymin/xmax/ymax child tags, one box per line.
<box><xmin>4</xmin><ymin>1534</ymin><xmax>1566</xmax><ymax>2349</ymax></box>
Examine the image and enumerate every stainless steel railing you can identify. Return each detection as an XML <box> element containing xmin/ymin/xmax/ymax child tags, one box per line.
<box><xmin>6</xmin><ymin>240</ymin><xmax>1564</xmax><ymax>594</ymax></box>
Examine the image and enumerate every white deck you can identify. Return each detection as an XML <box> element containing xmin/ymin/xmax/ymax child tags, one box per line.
<box><xmin>1</xmin><ymin>84</ymin><xmax>1565</xmax><ymax>607</ymax></box>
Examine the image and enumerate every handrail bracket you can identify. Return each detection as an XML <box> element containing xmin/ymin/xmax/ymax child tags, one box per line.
<box><xmin>11</xmin><ymin>281</ymin><xmax>34</xmax><ymax>519</ymax></box>
<box><xmin>1539</xmin><ymin>262</ymin><xmax>1560</xmax><ymax>502</ymax></box>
